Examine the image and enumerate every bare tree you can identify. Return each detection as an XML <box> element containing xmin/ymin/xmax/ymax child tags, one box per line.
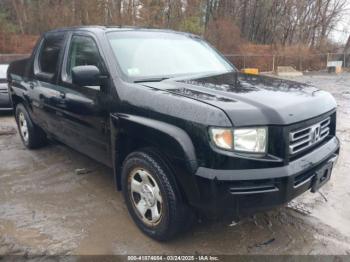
<box><xmin>0</xmin><ymin>0</ymin><xmax>348</xmax><ymax>52</ymax></box>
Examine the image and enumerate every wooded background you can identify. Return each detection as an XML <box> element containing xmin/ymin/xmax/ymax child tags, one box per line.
<box><xmin>0</xmin><ymin>0</ymin><xmax>348</xmax><ymax>57</ymax></box>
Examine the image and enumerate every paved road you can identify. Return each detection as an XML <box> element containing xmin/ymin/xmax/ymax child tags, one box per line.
<box><xmin>1</xmin><ymin>73</ymin><xmax>350</xmax><ymax>255</ymax></box>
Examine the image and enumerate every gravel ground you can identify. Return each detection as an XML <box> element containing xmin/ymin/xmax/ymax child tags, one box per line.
<box><xmin>0</xmin><ymin>73</ymin><xmax>350</xmax><ymax>256</ymax></box>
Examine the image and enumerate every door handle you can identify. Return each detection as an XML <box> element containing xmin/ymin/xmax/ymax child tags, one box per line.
<box><xmin>59</xmin><ymin>92</ymin><xmax>66</xmax><ymax>99</ymax></box>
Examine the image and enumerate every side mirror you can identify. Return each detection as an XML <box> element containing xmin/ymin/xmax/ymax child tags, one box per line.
<box><xmin>72</xmin><ymin>65</ymin><xmax>102</xmax><ymax>87</ymax></box>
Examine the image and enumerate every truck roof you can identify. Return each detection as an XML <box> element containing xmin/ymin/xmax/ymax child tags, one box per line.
<box><xmin>44</xmin><ymin>26</ymin><xmax>193</xmax><ymax>36</ymax></box>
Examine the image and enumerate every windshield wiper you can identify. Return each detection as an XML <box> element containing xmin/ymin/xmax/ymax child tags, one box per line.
<box><xmin>133</xmin><ymin>77</ymin><xmax>169</xmax><ymax>83</ymax></box>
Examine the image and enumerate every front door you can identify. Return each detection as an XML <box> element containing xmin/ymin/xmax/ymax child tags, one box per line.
<box><xmin>55</xmin><ymin>33</ymin><xmax>111</xmax><ymax>166</ymax></box>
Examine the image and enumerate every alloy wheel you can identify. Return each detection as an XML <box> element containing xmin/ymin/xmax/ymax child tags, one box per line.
<box><xmin>129</xmin><ymin>168</ymin><xmax>163</xmax><ymax>226</ymax></box>
<box><xmin>18</xmin><ymin>112</ymin><xmax>29</xmax><ymax>142</ymax></box>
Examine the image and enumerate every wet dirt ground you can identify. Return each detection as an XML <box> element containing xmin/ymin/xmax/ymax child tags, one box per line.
<box><xmin>0</xmin><ymin>73</ymin><xmax>350</xmax><ymax>256</ymax></box>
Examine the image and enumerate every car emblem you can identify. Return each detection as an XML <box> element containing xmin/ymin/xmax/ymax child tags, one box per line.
<box><xmin>310</xmin><ymin>124</ymin><xmax>321</xmax><ymax>144</ymax></box>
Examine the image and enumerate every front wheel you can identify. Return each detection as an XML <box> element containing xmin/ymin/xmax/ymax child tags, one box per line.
<box><xmin>121</xmin><ymin>149</ymin><xmax>194</xmax><ymax>241</ymax></box>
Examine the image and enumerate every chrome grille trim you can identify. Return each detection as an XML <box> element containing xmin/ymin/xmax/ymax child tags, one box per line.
<box><xmin>289</xmin><ymin>117</ymin><xmax>331</xmax><ymax>155</ymax></box>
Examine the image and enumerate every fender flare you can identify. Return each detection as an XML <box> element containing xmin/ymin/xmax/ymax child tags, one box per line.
<box><xmin>110</xmin><ymin>113</ymin><xmax>201</xmax><ymax>203</ymax></box>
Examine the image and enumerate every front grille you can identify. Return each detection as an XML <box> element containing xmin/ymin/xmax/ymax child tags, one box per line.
<box><xmin>294</xmin><ymin>171</ymin><xmax>314</xmax><ymax>187</ymax></box>
<box><xmin>289</xmin><ymin>117</ymin><xmax>331</xmax><ymax>155</ymax></box>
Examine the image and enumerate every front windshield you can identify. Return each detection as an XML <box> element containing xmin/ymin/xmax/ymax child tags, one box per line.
<box><xmin>107</xmin><ymin>31</ymin><xmax>234</xmax><ymax>81</ymax></box>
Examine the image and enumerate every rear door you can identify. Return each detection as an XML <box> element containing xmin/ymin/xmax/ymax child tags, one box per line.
<box><xmin>55</xmin><ymin>33</ymin><xmax>111</xmax><ymax>166</ymax></box>
<box><xmin>30</xmin><ymin>32</ymin><xmax>67</xmax><ymax>132</ymax></box>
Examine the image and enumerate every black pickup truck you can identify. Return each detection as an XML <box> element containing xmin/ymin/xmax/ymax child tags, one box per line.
<box><xmin>7</xmin><ymin>26</ymin><xmax>339</xmax><ymax>240</ymax></box>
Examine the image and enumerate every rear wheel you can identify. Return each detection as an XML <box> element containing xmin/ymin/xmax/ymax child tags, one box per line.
<box><xmin>121</xmin><ymin>149</ymin><xmax>194</xmax><ymax>241</ymax></box>
<box><xmin>15</xmin><ymin>104</ymin><xmax>47</xmax><ymax>149</ymax></box>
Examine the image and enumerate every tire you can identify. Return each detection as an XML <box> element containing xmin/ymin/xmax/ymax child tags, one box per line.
<box><xmin>15</xmin><ymin>104</ymin><xmax>47</xmax><ymax>149</ymax></box>
<box><xmin>121</xmin><ymin>148</ymin><xmax>194</xmax><ymax>241</ymax></box>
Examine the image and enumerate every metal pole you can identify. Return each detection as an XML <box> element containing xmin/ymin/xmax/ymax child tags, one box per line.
<box><xmin>344</xmin><ymin>53</ymin><xmax>346</xmax><ymax>68</ymax></box>
<box><xmin>272</xmin><ymin>55</ymin><xmax>275</xmax><ymax>72</ymax></box>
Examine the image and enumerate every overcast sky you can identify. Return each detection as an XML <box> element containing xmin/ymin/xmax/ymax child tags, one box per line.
<box><xmin>330</xmin><ymin>0</ymin><xmax>350</xmax><ymax>44</ymax></box>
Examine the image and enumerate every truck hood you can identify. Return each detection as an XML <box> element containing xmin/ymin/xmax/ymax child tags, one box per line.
<box><xmin>142</xmin><ymin>72</ymin><xmax>336</xmax><ymax>126</ymax></box>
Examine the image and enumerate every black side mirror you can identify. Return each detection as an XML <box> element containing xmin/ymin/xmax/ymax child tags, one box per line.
<box><xmin>72</xmin><ymin>65</ymin><xmax>102</xmax><ymax>87</ymax></box>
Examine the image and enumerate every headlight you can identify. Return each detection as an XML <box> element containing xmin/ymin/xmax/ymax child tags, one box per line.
<box><xmin>233</xmin><ymin>127</ymin><xmax>267</xmax><ymax>153</ymax></box>
<box><xmin>209</xmin><ymin>128</ymin><xmax>233</xmax><ymax>150</ymax></box>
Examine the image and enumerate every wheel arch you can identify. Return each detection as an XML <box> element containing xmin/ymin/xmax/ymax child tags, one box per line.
<box><xmin>11</xmin><ymin>94</ymin><xmax>24</xmax><ymax>108</ymax></box>
<box><xmin>110</xmin><ymin>113</ymin><xmax>201</xmax><ymax>204</ymax></box>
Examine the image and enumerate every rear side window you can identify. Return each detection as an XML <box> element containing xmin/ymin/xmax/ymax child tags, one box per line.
<box><xmin>66</xmin><ymin>35</ymin><xmax>103</xmax><ymax>78</ymax></box>
<box><xmin>38</xmin><ymin>33</ymin><xmax>65</xmax><ymax>75</ymax></box>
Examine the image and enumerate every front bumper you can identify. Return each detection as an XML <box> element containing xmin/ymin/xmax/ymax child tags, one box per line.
<box><xmin>194</xmin><ymin>137</ymin><xmax>340</xmax><ymax>218</ymax></box>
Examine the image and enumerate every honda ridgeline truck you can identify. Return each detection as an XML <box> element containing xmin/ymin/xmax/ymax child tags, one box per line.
<box><xmin>7</xmin><ymin>27</ymin><xmax>340</xmax><ymax>240</ymax></box>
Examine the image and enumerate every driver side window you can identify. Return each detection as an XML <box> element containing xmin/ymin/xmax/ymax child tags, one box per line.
<box><xmin>66</xmin><ymin>35</ymin><xmax>103</xmax><ymax>80</ymax></box>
